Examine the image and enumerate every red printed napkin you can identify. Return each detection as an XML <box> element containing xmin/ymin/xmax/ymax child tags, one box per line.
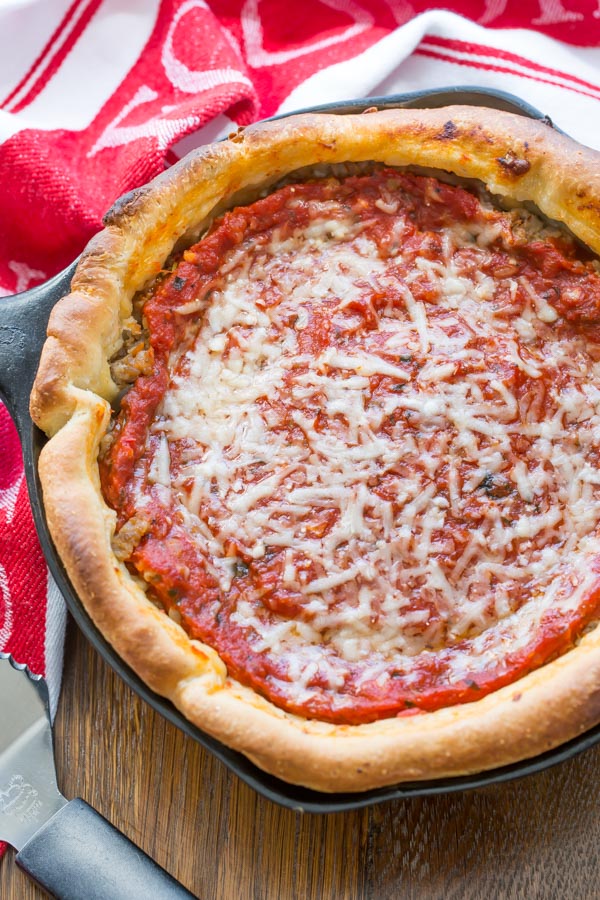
<box><xmin>0</xmin><ymin>0</ymin><xmax>599</xmax><ymax>741</ymax></box>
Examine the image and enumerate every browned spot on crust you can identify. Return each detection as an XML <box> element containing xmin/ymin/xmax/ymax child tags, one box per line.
<box><xmin>103</xmin><ymin>187</ymin><xmax>149</xmax><ymax>226</ymax></box>
<box><xmin>228</xmin><ymin>128</ymin><xmax>245</xmax><ymax>143</ymax></box>
<box><xmin>362</xmin><ymin>106</ymin><xmax>378</xmax><ymax>115</ymax></box>
<box><xmin>436</xmin><ymin>120</ymin><xmax>458</xmax><ymax>141</ymax></box>
<box><xmin>580</xmin><ymin>202</ymin><xmax>600</xmax><ymax>215</ymax></box>
<box><xmin>497</xmin><ymin>150</ymin><xmax>531</xmax><ymax>176</ymax></box>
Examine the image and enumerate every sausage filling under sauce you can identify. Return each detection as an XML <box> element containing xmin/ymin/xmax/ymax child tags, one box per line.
<box><xmin>100</xmin><ymin>170</ymin><xmax>600</xmax><ymax>725</ymax></box>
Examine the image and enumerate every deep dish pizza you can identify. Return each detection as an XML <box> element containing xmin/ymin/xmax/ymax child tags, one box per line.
<box><xmin>30</xmin><ymin>106</ymin><xmax>600</xmax><ymax>791</ymax></box>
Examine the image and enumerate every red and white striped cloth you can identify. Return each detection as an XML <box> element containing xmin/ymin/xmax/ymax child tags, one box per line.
<box><xmin>1</xmin><ymin>0</ymin><xmax>599</xmax><ymax>717</ymax></box>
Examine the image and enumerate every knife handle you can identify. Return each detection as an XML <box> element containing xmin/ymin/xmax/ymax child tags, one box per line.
<box><xmin>15</xmin><ymin>798</ymin><xmax>197</xmax><ymax>899</ymax></box>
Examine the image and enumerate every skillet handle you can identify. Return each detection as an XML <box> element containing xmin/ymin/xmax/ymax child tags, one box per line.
<box><xmin>16</xmin><ymin>797</ymin><xmax>198</xmax><ymax>900</ymax></box>
<box><xmin>0</xmin><ymin>263</ymin><xmax>76</xmax><ymax>433</ymax></box>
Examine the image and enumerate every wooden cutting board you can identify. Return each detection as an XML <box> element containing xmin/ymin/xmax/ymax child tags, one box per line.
<box><xmin>2</xmin><ymin>619</ymin><xmax>600</xmax><ymax>899</ymax></box>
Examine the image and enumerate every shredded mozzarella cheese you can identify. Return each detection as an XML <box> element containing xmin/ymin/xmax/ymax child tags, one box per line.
<box><xmin>134</xmin><ymin>181</ymin><xmax>600</xmax><ymax>699</ymax></box>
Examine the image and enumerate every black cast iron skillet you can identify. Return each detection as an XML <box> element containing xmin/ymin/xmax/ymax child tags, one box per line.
<box><xmin>1</xmin><ymin>86</ymin><xmax>597</xmax><ymax>814</ymax></box>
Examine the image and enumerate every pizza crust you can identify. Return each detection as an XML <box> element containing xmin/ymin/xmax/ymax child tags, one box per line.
<box><xmin>30</xmin><ymin>106</ymin><xmax>600</xmax><ymax>792</ymax></box>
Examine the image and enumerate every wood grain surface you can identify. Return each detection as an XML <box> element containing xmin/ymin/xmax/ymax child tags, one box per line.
<box><xmin>2</xmin><ymin>618</ymin><xmax>600</xmax><ymax>900</ymax></box>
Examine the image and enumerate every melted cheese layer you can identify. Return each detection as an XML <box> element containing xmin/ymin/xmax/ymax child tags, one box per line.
<box><xmin>121</xmin><ymin>172</ymin><xmax>600</xmax><ymax>720</ymax></box>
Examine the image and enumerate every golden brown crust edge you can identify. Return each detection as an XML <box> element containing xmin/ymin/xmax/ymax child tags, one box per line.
<box><xmin>30</xmin><ymin>106</ymin><xmax>600</xmax><ymax>792</ymax></box>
